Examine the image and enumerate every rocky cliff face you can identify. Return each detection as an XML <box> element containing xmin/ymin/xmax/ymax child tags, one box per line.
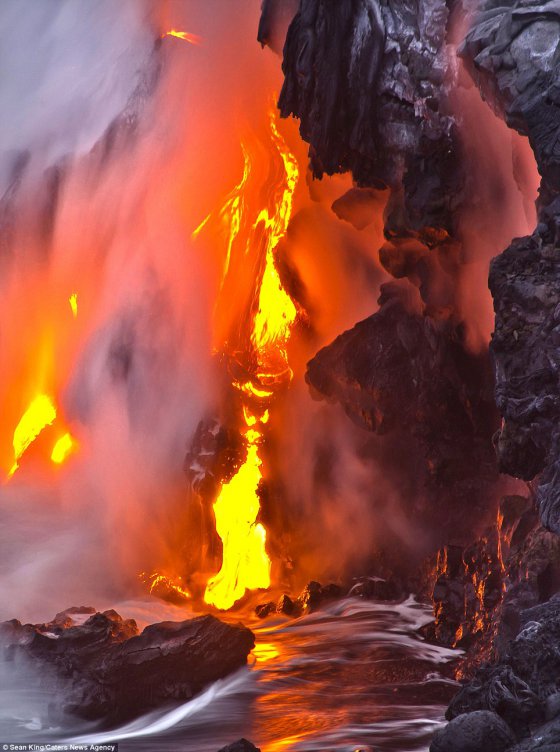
<box><xmin>306</xmin><ymin>281</ymin><xmax>500</xmax><ymax>540</ymax></box>
<box><xmin>428</xmin><ymin>3</ymin><xmax>560</xmax><ymax>750</ymax></box>
<box><xmin>275</xmin><ymin>0</ymin><xmax>505</xmax><ymax>559</ymax></box>
<box><xmin>460</xmin><ymin>3</ymin><xmax>560</xmax><ymax>536</ymax></box>
<box><xmin>274</xmin><ymin>2</ymin><xmax>560</xmax><ymax>748</ymax></box>
<box><xmin>279</xmin><ymin>0</ymin><xmax>461</xmax><ymax>234</ymax></box>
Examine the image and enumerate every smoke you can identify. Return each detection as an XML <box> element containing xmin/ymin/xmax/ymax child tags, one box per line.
<box><xmin>0</xmin><ymin>0</ymin><xmax>537</xmax><ymax>626</ymax></box>
<box><xmin>451</xmin><ymin>61</ymin><xmax>539</xmax><ymax>352</ymax></box>
<box><xmin>0</xmin><ymin>0</ymin><xmax>292</xmax><ymax>622</ymax></box>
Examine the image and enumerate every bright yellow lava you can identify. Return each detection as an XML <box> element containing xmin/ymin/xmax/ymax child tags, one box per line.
<box><xmin>162</xmin><ymin>29</ymin><xmax>202</xmax><ymax>45</ymax></box>
<box><xmin>9</xmin><ymin>394</ymin><xmax>57</xmax><ymax>476</ymax></box>
<box><xmin>203</xmin><ymin>109</ymin><xmax>299</xmax><ymax>611</ymax></box>
<box><xmin>51</xmin><ymin>432</ymin><xmax>77</xmax><ymax>464</ymax></box>
<box><xmin>204</xmin><ymin>439</ymin><xmax>270</xmax><ymax>610</ymax></box>
<box><xmin>69</xmin><ymin>293</ymin><xmax>78</xmax><ymax>318</ymax></box>
<box><xmin>253</xmin><ymin>641</ymin><xmax>280</xmax><ymax>663</ymax></box>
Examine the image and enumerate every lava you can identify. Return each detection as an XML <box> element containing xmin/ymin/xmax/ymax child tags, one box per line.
<box><xmin>51</xmin><ymin>432</ymin><xmax>78</xmax><ymax>465</ymax></box>
<box><xmin>8</xmin><ymin>393</ymin><xmax>78</xmax><ymax>477</ymax></box>
<box><xmin>200</xmin><ymin>109</ymin><xmax>300</xmax><ymax>610</ymax></box>
<box><xmin>9</xmin><ymin>394</ymin><xmax>57</xmax><ymax>476</ymax></box>
<box><xmin>161</xmin><ymin>29</ymin><xmax>202</xmax><ymax>46</ymax></box>
<box><xmin>69</xmin><ymin>293</ymin><xmax>78</xmax><ymax>318</ymax></box>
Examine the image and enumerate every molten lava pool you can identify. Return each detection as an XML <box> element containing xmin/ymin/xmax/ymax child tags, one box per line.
<box><xmin>1</xmin><ymin>597</ymin><xmax>459</xmax><ymax>752</ymax></box>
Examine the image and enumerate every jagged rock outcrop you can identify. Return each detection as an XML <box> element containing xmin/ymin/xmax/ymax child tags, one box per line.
<box><xmin>460</xmin><ymin>2</ymin><xmax>560</xmax><ymax>536</ymax></box>
<box><xmin>0</xmin><ymin>606</ymin><xmax>254</xmax><ymax>725</ymax></box>
<box><xmin>218</xmin><ymin>741</ymin><xmax>261</xmax><ymax>752</ymax></box>
<box><xmin>490</xmin><ymin>235</ymin><xmax>560</xmax><ymax>532</ymax></box>
<box><xmin>431</xmin><ymin>710</ymin><xmax>516</xmax><ymax>752</ymax></box>
<box><xmin>460</xmin><ymin>2</ymin><xmax>560</xmax><ymax>191</ymax></box>
<box><xmin>306</xmin><ymin>281</ymin><xmax>499</xmax><ymax>532</ymax></box>
<box><xmin>429</xmin><ymin>496</ymin><xmax>529</xmax><ymax>656</ymax></box>
<box><xmin>278</xmin><ymin>0</ymin><xmax>462</xmax><ymax>234</ymax></box>
<box><xmin>435</xmin><ymin>595</ymin><xmax>560</xmax><ymax>750</ymax></box>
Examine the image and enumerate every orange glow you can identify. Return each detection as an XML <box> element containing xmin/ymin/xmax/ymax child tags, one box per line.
<box><xmin>253</xmin><ymin>640</ymin><xmax>280</xmax><ymax>663</ymax></box>
<box><xmin>140</xmin><ymin>571</ymin><xmax>191</xmax><ymax>601</ymax></box>
<box><xmin>9</xmin><ymin>394</ymin><xmax>57</xmax><ymax>476</ymax></box>
<box><xmin>161</xmin><ymin>29</ymin><xmax>202</xmax><ymax>46</ymax></box>
<box><xmin>202</xmin><ymin>109</ymin><xmax>299</xmax><ymax>610</ymax></box>
<box><xmin>69</xmin><ymin>293</ymin><xmax>78</xmax><ymax>318</ymax></box>
<box><xmin>51</xmin><ymin>432</ymin><xmax>78</xmax><ymax>464</ymax></box>
<box><xmin>204</xmin><ymin>439</ymin><xmax>270</xmax><ymax>609</ymax></box>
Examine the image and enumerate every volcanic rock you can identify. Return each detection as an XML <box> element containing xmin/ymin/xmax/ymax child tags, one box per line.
<box><xmin>430</xmin><ymin>710</ymin><xmax>515</xmax><ymax>752</ymax></box>
<box><xmin>0</xmin><ymin>607</ymin><xmax>254</xmax><ymax>724</ymax></box>
<box><xmin>306</xmin><ymin>282</ymin><xmax>499</xmax><ymax>532</ymax></box>
<box><xmin>276</xmin><ymin>593</ymin><xmax>295</xmax><ymax>615</ymax></box>
<box><xmin>458</xmin><ymin>2</ymin><xmax>560</xmax><ymax>536</ymax></box>
<box><xmin>255</xmin><ymin>601</ymin><xmax>276</xmax><ymax>619</ymax></box>
<box><xmin>217</xmin><ymin>741</ymin><xmax>261</xmax><ymax>752</ymax></box>
<box><xmin>278</xmin><ymin>0</ymin><xmax>461</xmax><ymax>232</ymax></box>
<box><xmin>441</xmin><ymin>595</ymin><xmax>560</xmax><ymax>746</ymax></box>
<box><xmin>297</xmin><ymin>581</ymin><xmax>342</xmax><ymax>612</ymax></box>
<box><xmin>460</xmin><ymin>2</ymin><xmax>560</xmax><ymax>191</ymax></box>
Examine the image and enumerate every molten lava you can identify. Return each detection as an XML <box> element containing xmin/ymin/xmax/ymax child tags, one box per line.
<box><xmin>201</xmin><ymin>110</ymin><xmax>300</xmax><ymax>610</ymax></box>
<box><xmin>51</xmin><ymin>432</ymin><xmax>77</xmax><ymax>465</ymax></box>
<box><xmin>161</xmin><ymin>29</ymin><xmax>202</xmax><ymax>46</ymax></box>
<box><xmin>69</xmin><ymin>293</ymin><xmax>78</xmax><ymax>318</ymax></box>
<box><xmin>9</xmin><ymin>394</ymin><xmax>57</xmax><ymax>476</ymax></box>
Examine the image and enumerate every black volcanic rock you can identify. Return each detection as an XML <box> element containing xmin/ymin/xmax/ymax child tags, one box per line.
<box><xmin>440</xmin><ymin>596</ymin><xmax>560</xmax><ymax>747</ymax></box>
<box><xmin>430</xmin><ymin>710</ymin><xmax>515</xmax><ymax>752</ymax></box>
<box><xmin>278</xmin><ymin>0</ymin><xmax>461</xmax><ymax>233</ymax></box>
<box><xmin>0</xmin><ymin>607</ymin><xmax>254</xmax><ymax>724</ymax></box>
<box><xmin>460</xmin><ymin>2</ymin><xmax>560</xmax><ymax>191</ymax></box>
<box><xmin>489</xmin><ymin>235</ymin><xmax>560</xmax><ymax>532</ymax></box>
<box><xmin>218</xmin><ymin>741</ymin><xmax>261</xmax><ymax>752</ymax></box>
<box><xmin>306</xmin><ymin>282</ymin><xmax>499</xmax><ymax>519</ymax></box>
<box><xmin>460</xmin><ymin>3</ymin><xmax>560</xmax><ymax>535</ymax></box>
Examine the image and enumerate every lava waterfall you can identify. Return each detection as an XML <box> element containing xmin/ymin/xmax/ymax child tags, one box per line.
<box><xmin>1</xmin><ymin>2</ymin><xmax>558</xmax><ymax>752</ymax></box>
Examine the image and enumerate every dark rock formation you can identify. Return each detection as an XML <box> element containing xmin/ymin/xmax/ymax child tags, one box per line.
<box><xmin>255</xmin><ymin>580</ymin><xmax>342</xmax><ymax>619</ymax></box>
<box><xmin>217</xmin><ymin>740</ymin><xmax>261</xmax><ymax>752</ymax></box>
<box><xmin>0</xmin><ymin>606</ymin><xmax>254</xmax><ymax>725</ymax></box>
<box><xmin>306</xmin><ymin>281</ymin><xmax>499</xmax><ymax>532</ymax></box>
<box><xmin>438</xmin><ymin>595</ymin><xmax>560</xmax><ymax>748</ymax></box>
<box><xmin>278</xmin><ymin>0</ymin><xmax>461</xmax><ymax>233</ymax></box>
<box><xmin>430</xmin><ymin>710</ymin><xmax>515</xmax><ymax>752</ymax></box>
<box><xmin>489</xmin><ymin>235</ymin><xmax>560</xmax><ymax>532</ymax></box>
<box><xmin>460</xmin><ymin>2</ymin><xmax>560</xmax><ymax>191</ymax></box>
<box><xmin>429</xmin><ymin>496</ymin><xmax>530</xmax><ymax>656</ymax></box>
<box><xmin>457</xmin><ymin>2</ymin><xmax>560</xmax><ymax>536</ymax></box>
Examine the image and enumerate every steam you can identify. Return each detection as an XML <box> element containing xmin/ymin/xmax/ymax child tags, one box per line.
<box><xmin>0</xmin><ymin>0</ymin><xmax>539</xmax><ymax>628</ymax></box>
<box><xmin>0</xmin><ymin>0</ymin><xmax>277</xmax><ymax>621</ymax></box>
<box><xmin>451</xmin><ymin>62</ymin><xmax>539</xmax><ymax>352</ymax></box>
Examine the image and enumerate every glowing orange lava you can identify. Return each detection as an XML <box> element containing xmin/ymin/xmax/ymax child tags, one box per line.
<box><xmin>8</xmin><ymin>393</ymin><xmax>78</xmax><ymax>477</ymax></box>
<box><xmin>51</xmin><ymin>432</ymin><xmax>78</xmax><ymax>464</ymax></box>
<box><xmin>161</xmin><ymin>29</ymin><xmax>202</xmax><ymax>45</ymax></box>
<box><xmin>69</xmin><ymin>293</ymin><xmax>78</xmax><ymax>318</ymax></box>
<box><xmin>9</xmin><ymin>394</ymin><xmax>57</xmax><ymax>476</ymax></box>
<box><xmin>200</xmin><ymin>109</ymin><xmax>299</xmax><ymax>610</ymax></box>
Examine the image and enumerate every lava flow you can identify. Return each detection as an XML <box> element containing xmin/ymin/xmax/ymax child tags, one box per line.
<box><xmin>197</xmin><ymin>110</ymin><xmax>299</xmax><ymax>611</ymax></box>
<box><xmin>5</xmin><ymin>291</ymin><xmax>80</xmax><ymax>479</ymax></box>
<box><xmin>161</xmin><ymin>29</ymin><xmax>202</xmax><ymax>46</ymax></box>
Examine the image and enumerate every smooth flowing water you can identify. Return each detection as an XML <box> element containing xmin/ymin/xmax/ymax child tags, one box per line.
<box><xmin>1</xmin><ymin>596</ymin><xmax>459</xmax><ymax>752</ymax></box>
